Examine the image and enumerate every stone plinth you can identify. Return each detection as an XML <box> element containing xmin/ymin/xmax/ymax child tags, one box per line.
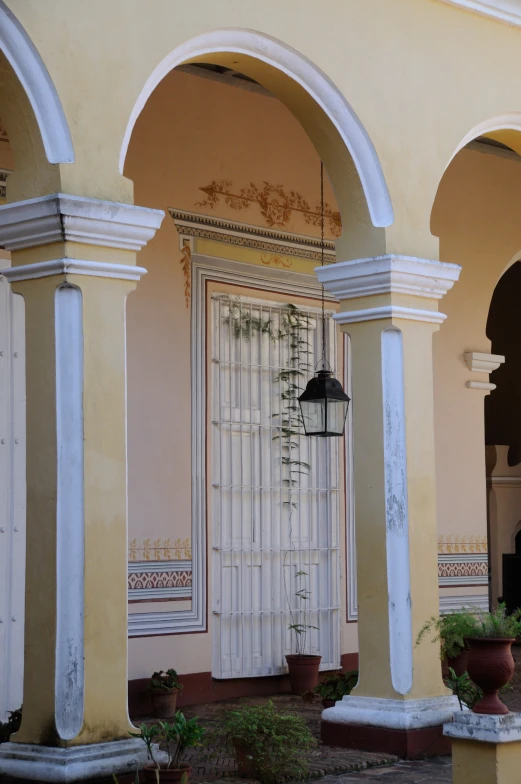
<box><xmin>444</xmin><ymin>712</ymin><xmax>521</xmax><ymax>784</ymax></box>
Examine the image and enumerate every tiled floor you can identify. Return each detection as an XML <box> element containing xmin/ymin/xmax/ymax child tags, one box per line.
<box><xmin>318</xmin><ymin>759</ymin><xmax>452</xmax><ymax>783</ymax></box>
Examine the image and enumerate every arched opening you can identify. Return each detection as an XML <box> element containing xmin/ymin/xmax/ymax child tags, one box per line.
<box><xmin>121</xmin><ymin>34</ymin><xmax>386</xmax><ymax>706</ymax></box>
<box><xmin>430</xmin><ymin>122</ymin><xmax>521</xmax><ymax>620</ymax></box>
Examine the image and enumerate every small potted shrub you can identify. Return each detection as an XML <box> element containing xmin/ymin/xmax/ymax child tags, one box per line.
<box><xmin>222</xmin><ymin>700</ymin><xmax>315</xmax><ymax>783</ymax></box>
<box><xmin>149</xmin><ymin>669</ymin><xmax>183</xmax><ymax>718</ymax></box>
<box><xmin>131</xmin><ymin>712</ymin><xmax>204</xmax><ymax>783</ymax></box>
<box><xmin>285</xmin><ymin>571</ymin><xmax>321</xmax><ymax>694</ymax></box>
<box><xmin>465</xmin><ymin>604</ymin><xmax>521</xmax><ymax>715</ymax></box>
<box><xmin>314</xmin><ymin>670</ymin><xmax>358</xmax><ymax>708</ymax></box>
<box><xmin>416</xmin><ymin>610</ymin><xmax>478</xmax><ymax>675</ymax></box>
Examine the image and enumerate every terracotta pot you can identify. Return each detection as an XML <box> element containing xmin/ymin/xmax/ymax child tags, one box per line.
<box><xmin>322</xmin><ymin>698</ymin><xmax>335</xmax><ymax>708</ymax></box>
<box><xmin>233</xmin><ymin>743</ymin><xmax>257</xmax><ymax>778</ymax></box>
<box><xmin>285</xmin><ymin>654</ymin><xmax>321</xmax><ymax>694</ymax></box>
<box><xmin>143</xmin><ymin>764</ymin><xmax>191</xmax><ymax>784</ymax></box>
<box><xmin>467</xmin><ymin>637</ymin><xmax>515</xmax><ymax>715</ymax></box>
<box><xmin>149</xmin><ymin>687</ymin><xmax>179</xmax><ymax>718</ymax></box>
<box><xmin>447</xmin><ymin>649</ymin><xmax>469</xmax><ymax>677</ymax></box>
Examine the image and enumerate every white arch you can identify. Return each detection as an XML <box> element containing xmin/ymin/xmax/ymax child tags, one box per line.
<box><xmin>119</xmin><ymin>28</ymin><xmax>393</xmax><ymax>228</ymax></box>
<box><xmin>0</xmin><ymin>1</ymin><xmax>74</xmax><ymax>163</ymax></box>
<box><xmin>446</xmin><ymin>112</ymin><xmax>521</xmax><ymax>172</ymax></box>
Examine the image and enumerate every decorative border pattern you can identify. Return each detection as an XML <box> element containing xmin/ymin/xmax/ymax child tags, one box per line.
<box><xmin>128</xmin><ymin>560</ymin><xmax>192</xmax><ymax>602</ymax></box>
<box><xmin>169</xmin><ymin>209</ymin><xmax>336</xmax><ymax>262</ymax></box>
<box><xmin>438</xmin><ymin>554</ymin><xmax>488</xmax><ymax>586</ymax></box>
<box><xmin>128</xmin><ymin>537</ymin><xmax>191</xmax><ymax>561</ymax></box>
<box><xmin>438</xmin><ymin>535</ymin><xmax>488</xmax><ymax>553</ymax></box>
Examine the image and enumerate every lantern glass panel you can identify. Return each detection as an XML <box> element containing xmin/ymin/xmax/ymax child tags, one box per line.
<box><xmin>328</xmin><ymin>399</ymin><xmax>349</xmax><ymax>436</ymax></box>
<box><xmin>300</xmin><ymin>399</ymin><xmax>325</xmax><ymax>435</ymax></box>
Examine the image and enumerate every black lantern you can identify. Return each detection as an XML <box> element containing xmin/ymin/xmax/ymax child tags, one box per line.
<box><xmin>299</xmin><ymin>368</ymin><xmax>350</xmax><ymax>437</ymax></box>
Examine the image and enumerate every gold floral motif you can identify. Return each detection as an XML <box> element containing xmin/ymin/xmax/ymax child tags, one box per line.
<box><xmin>128</xmin><ymin>537</ymin><xmax>191</xmax><ymax>561</ymax></box>
<box><xmin>260</xmin><ymin>253</ymin><xmax>293</xmax><ymax>269</ymax></box>
<box><xmin>197</xmin><ymin>180</ymin><xmax>342</xmax><ymax>237</ymax></box>
<box><xmin>179</xmin><ymin>240</ymin><xmax>191</xmax><ymax>308</ymax></box>
<box><xmin>438</xmin><ymin>535</ymin><xmax>488</xmax><ymax>554</ymax></box>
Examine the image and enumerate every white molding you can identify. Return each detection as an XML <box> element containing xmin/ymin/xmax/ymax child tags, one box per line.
<box><xmin>464</xmin><ymin>351</ymin><xmax>505</xmax><ymax>373</ymax></box>
<box><xmin>382</xmin><ymin>328</ymin><xmax>412</xmax><ymax>695</ymax></box>
<box><xmin>169</xmin><ymin>208</ymin><xmax>336</xmax><ymax>262</ymax></box>
<box><xmin>317</xmin><ymin>255</ymin><xmax>461</xmax><ymax>301</ymax></box>
<box><xmin>344</xmin><ymin>335</ymin><xmax>357</xmax><ymax>621</ymax></box>
<box><xmin>334</xmin><ymin>305</ymin><xmax>447</xmax><ymax>325</ymax></box>
<box><xmin>466</xmin><ymin>380</ymin><xmax>496</xmax><ymax>391</ymax></box>
<box><xmin>0</xmin><ymin>193</ymin><xmax>164</xmax><ymax>252</ymax></box>
<box><xmin>487</xmin><ymin>475</ymin><xmax>521</xmax><ymax>487</ymax></box>
<box><xmin>54</xmin><ymin>285</ymin><xmax>84</xmax><ymax>740</ymax></box>
<box><xmin>0</xmin><ymin>2</ymin><xmax>74</xmax><ymax>164</ymax></box>
<box><xmin>436</xmin><ymin>0</ymin><xmax>521</xmax><ymax>28</ymax></box>
<box><xmin>323</xmin><ymin>695</ymin><xmax>460</xmax><ymax>730</ymax></box>
<box><xmin>439</xmin><ymin>594</ymin><xmax>489</xmax><ymax>613</ymax></box>
<box><xmin>0</xmin><ymin>739</ymin><xmax>147</xmax><ymax>782</ymax></box>
<box><xmin>3</xmin><ymin>259</ymin><xmax>148</xmax><ymax>283</ymax></box>
<box><xmin>128</xmin><ymin>252</ymin><xmax>329</xmax><ymax>637</ymax></box>
<box><xmin>128</xmin><ymin>560</ymin><xmax>191</xmax><ymax>574</ymax></box>
<box><xmin>120</xmin><ymin>29</ymin><xmax>393</xmax><ymax>228</ymax></box>
<box><xmin>438</xmin><ymin>553</ymin><xmax>488</xmax><ymax>564</ymax></box>
<box><xmin>444</xmin><ymin>711</ymin><xmax>521</xmax><ymax>744</ymax></box>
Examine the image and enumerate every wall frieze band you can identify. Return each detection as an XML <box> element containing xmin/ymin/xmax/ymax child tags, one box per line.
<box><xmin>128</xmin><ymin>560</ymin><xmax>192</xmax><ymax>602</ymax></box>
<box><xmin>169</xmin><ymin>209</ymin><xmax>336</xmax><ymax>262</ymax></box>
<box><xmin>438</xmin><ymin>554</ymin><xmax>488</xmax><ymax>586</ymax></box>
<box><xmin>0</xmin><ymin>193</ymin><xmax>164</xmax><ymax>252</ymax></box>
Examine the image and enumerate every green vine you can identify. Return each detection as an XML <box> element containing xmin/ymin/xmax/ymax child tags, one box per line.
<box><xmin>223</xmin><ymin>298</ymin><xmax>318</xmax><ymax>656</ymax></box>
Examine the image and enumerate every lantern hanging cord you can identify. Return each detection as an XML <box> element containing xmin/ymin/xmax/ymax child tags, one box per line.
<box><xmin>320</xmin><ymin>160</ymin><xmax>327</xmax><ymax>370</ymax></box>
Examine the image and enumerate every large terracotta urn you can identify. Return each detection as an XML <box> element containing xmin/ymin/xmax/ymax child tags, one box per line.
<box><xmin>466</xmin><ymin>637</ymin><xmax>515</xmax><ymax>715</ymax></box>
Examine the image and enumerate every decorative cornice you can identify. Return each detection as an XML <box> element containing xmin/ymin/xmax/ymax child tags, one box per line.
<box><xmin>317</xmin><ymin>255</ymin><xmax>461</xmax><ymax>301</ymax></box>
<box><xmin>2</xmin><ymin>259</ymin><xmax>147</xmax><ymax>282</ymax></box>
<box><xmin>0</xmin><ymin>193</ymin><xmax>164</xmax><ymax>252</ymax></box>
<box><xmin>169</xmin><ymin>208</ymin><xmax>336</xmax><ymax>262</ymax></box>
<box><xmin>464</xmin><ymin>351</ymin><xmax>505</xmax><ymax>373</ymax></box>
<box><xmin>466</xmin><ymin>380</ymin><xmax>496</xmax><ymax>391</ymax></box>
<box><xmin>333</xmin><ymin>305</ymin><xmax>446</xmax><ymax>325</ymax></box>
<box><xmin>437</xmin><ymin>0</ymin><xmax>521</xmax><ymax>28</ymax></box>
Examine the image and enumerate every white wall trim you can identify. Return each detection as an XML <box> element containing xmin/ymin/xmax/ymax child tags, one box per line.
<box><xmin>54</xmin><ymin>284</ymin><xmax>84</xmax><ymax>740</ymax></box>
<box><xmin>439</xmin><ymin>594</ymin><xmax>489</xmax><ymax>613</ymax></box>
<box><xmin>436</xmin><ymin>0</ymin><xmax>521</xmax><ymax>28</ymax></box>
<box><xmin>0</xmin><ymin>2</ymin><xmax>74</xmax><ymax>164</ymax></box>
<box><xmin>487</xmin><ymin>475</ymin><xmax>521</xmax><ymax>487</ymax></box>
<box><xmin>334</xmin><ymin>305</ymin><xmax>446</xmax><ymax>325</ymax></box>
<box><xmin>344</xmin><ymin>335</ymin><xmax>357</xmax><ymax>621</ymax></box>
<box><xmin>120</xmin><ymin>28</ymin><xmax>393</xmax><ymax>228</ymax></box>
<box><xmin>128</xmin><ymin>252</ymin><xmax>329</xmax><ymax>637</ymax></box>
<box><xmin>0</xmin><ymin>193</ymin><xmax>164</xmax><ymax>252</ymax></box>
<box><xmin>466</xmin><ymin>380</ymin><xmax>496</xmax><ymax>391</ymax></box>
<box><xmin>317</xmin><ymin>255</ymin><xmax>461</xmax><ymax>301</ymax></box>
<box><xmin>381</xmin><ymin>328</ymin><xmax>413</xmax><ymax>695</ymax></box>
<box><xmin>3</xmin><ymin>259</ymin><xmax>147</xmax><ymax>283</ymax></box>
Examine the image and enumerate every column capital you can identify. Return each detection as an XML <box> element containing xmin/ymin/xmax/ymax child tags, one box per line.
<box><xmin>0</xmin><ymin>193</ymin><xmax>164</xmax><ymax>252</ymax></box>
<box><xmin>317</xmin><ymin>254</ymin><xmax>461</xmax><ymax>299</ymax></box>
<box><xmin>2</xmin><ymin>258</ymin><xmax>147</xmax><ymax>282</ymax></box>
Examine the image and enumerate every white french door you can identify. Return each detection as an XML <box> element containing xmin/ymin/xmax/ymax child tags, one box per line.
<box><xmin>211</xmin><ymin>294</ymin><xmax>340</xmax><ymax>679</ymax></box>
<box><xmin>0</xmin><ymin>275</ymin><xmax>25</xmax><ymax>720</ymax></box>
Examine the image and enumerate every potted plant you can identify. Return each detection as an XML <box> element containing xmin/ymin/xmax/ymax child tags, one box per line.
<box><xmin>465</xmin><ymin>604</ymin><xmax>521</xmax><ymax>715</ymax></box>
<box><xmin>222</xmin><ymin>700</ymin><xmax>315</xmax><ymax>783</ymax></box>
<box><xmin>314</xmin><ymin>670</ymin><xmax>358</xmax><ymax>708</ymax></box>
<box><xmin>285</xmin><ymin>570</ymin><xmax>321</xmax><ymax>694</ymax></box>
<box><xmin>0</xmin><ymin>706</ymin><xmax>22</xmax><ymax>744</ymax></box>
<box><xmin>416</xmin><ymin>610</ymin><xmax>478</xmax><ymax>675</ymax></box>
<box><xmin>148</xmin><ymin>669</ymin><xmax>183</xmax><ymax>718</ymax></box>
<box><xmin>131</xmin><ymin>712</ymin><xmax>204</xmax><ymax>784</ymax></box>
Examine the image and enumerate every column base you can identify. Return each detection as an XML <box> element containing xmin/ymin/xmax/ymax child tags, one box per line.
<box><xmin>0</xmin><ymin>739</ymin><xmax>147</xmax><ymax>782</ymax></box>
<box><xmin>444</xmin><ymin>712</ymin><xmax>521</xmax><ymax>784</ymax></box>
<box><xmin>321</xmin><ymin>695</ymin><xmax>460</xmax><ymax>759</ymax></box>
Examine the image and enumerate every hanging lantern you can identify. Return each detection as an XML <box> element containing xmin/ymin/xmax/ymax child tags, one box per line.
<box><xmin>299</xmin><ymin>368</ymin><xmax>350</xmax><ymax>437</ymax></box>
<box><xmin>299</xmin><ymin>161</ymin><xmax>350</xmax><ymax>437</ymax></box>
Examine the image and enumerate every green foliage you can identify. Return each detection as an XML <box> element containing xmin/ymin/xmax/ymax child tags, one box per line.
<box><xmin>314</xmin><ymin>671</ymin><xmax>358</xmax><ymax>702</ymax></box>
<box><xmin>223</xmin><ymin>303</ymin><xmax>273</xmax><ymax>340</ymax></box>
<box><xmin>444</xmin><ymin>668</ymin><xmax>482</xmax><ymax>711</ymax></box>
<box><xmin>471</xmin><ymin>604</ymin><xmax>521</xmax><ymax>639</ymax></box>
<box><xmin>222</xmin><ymin>700</ymin><xmax>315</xmax><ymax>783</ymax></box>
<box><xmin>130</xmin><ymin>712</ymin><xmax>204</xmax><ymax>771</ymax></box>
<box><xmin>149</xmin><ymin>669</ymin><xmax>183</xmax><ymax>692</ymax></box>
<box><xmin>416</xmin><ymin>611</ymin><xmax>478</xmax><ymax>659</ymax></box>
<box><xmin>0</xmin><ymin>706</ymin><xmax>22</xmax><ymax>743</ymax></box>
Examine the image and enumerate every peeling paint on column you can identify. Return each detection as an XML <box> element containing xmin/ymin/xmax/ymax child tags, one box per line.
<box><xmin>381</xmin><ymin>327</ymin><xmax>413</xmax><ymax>695</ymax></box>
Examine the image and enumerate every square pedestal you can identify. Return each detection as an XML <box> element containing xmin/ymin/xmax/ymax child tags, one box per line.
<box><xmin>321</xmin><ymin>695</ymin><xmax>460</xmax><ymax>759</ymax></box>
<box><xmin>444</xmin><ymin>712</ymin><xmax>521</xmax><ymax>784</ymax></box>
<box><xmin>0</xmin><ymin>738</ymin><xmax>147</xmax><ymax>782</ymax></box>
